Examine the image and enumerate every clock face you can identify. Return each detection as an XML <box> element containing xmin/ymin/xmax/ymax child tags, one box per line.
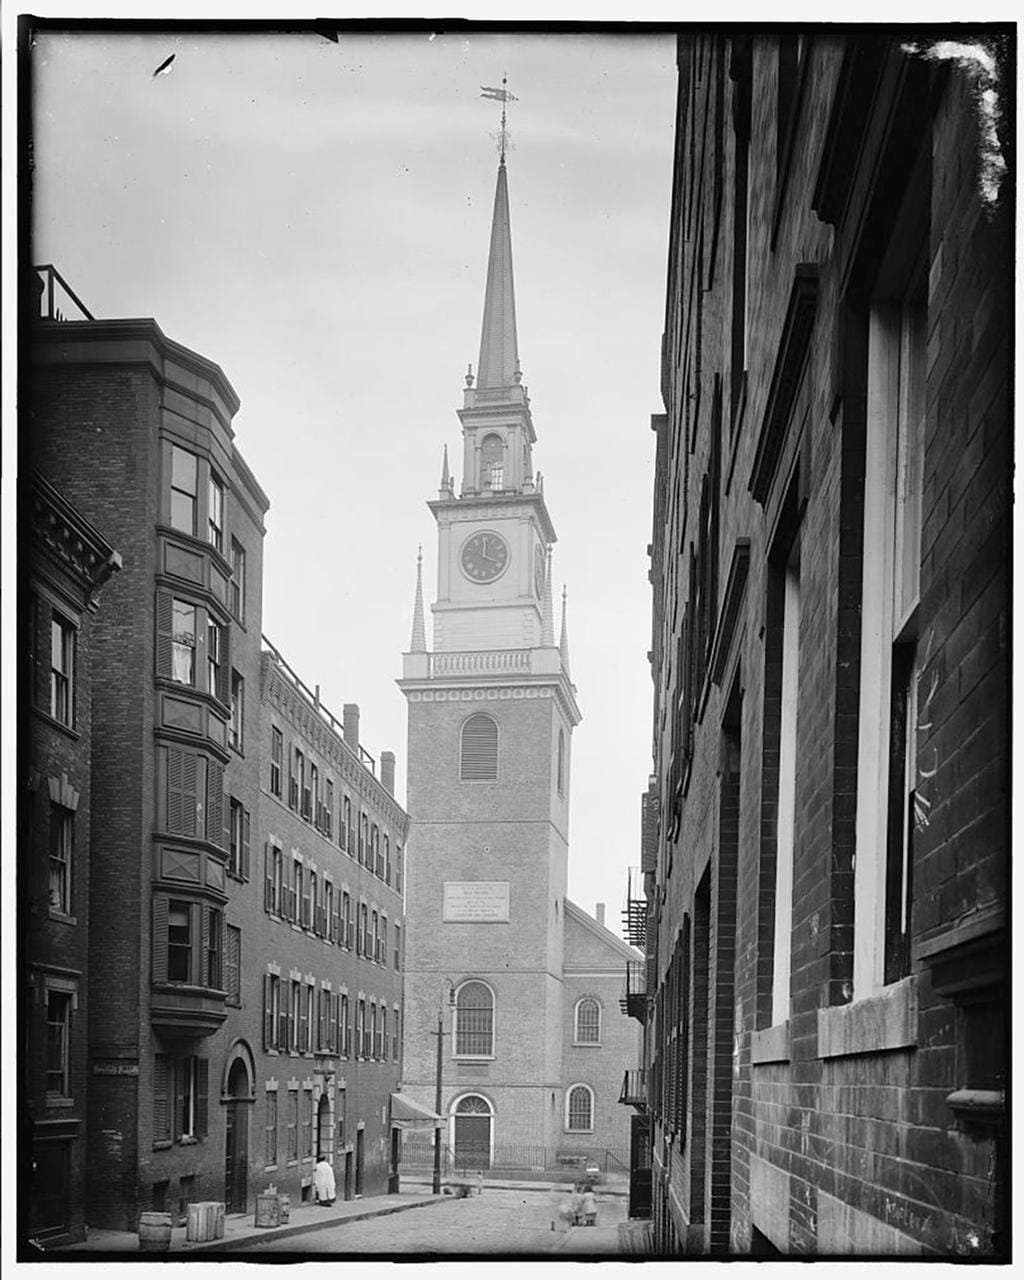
<box><xmin>535</xmin><ymin>545</ymin><xmax>546</xmax><ymax>598</ymax></box>
<box><xmin>460</xmin><ymin>531</ymin><xmax>510</xmax><ymax>583</ymax></box>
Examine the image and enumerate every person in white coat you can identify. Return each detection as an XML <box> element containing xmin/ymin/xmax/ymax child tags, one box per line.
<box><xmin>314</xmin><ymin>1156</ymin><xmax>336</xmax><ymax>1206</ymax></box>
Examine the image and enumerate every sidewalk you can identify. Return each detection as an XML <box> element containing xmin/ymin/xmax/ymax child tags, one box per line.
<box><xmin>48</xmin><ymin>1188</ymin><xmax>456</xmax><ymax>1257</ymax></box>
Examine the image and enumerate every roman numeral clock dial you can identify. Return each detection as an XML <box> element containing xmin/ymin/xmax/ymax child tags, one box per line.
<box><xmin>460</xmin><ymin>531</ymin><xmax>510</xmax><ymax>583</ymax></box>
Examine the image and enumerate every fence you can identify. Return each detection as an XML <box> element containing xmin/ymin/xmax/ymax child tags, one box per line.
<box><xmin>400</xmin><ymin>1139</ymin><xmax>629</xmax><ymax>1176</ymax></box>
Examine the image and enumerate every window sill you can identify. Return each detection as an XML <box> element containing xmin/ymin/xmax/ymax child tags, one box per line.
<box><xmin>751</xmin><ymin>1021</ymin><xmax>791</xmax><ymax>1064</ymax></box>
<box><xmin>818</xmin><ymin>974</ymin><xmax>918</xmax><ymax>1059</ymax></box>
<box><xmin>572</xmin><ymin>1041</ymin><xmax>602</xmax><ymax>1049</ymax></box>
<box><xmin>46</xmin><ymin>1095</ymin><xmax>75</xmax><ymax>1109</ymax></box>
<box><xmin>453</xmin><ymin>1056</ymin><xmax>495</xmax><ymax>1063</ymax></box>
<box><xmin>179</xmin><ymin>1135</ymin><xmax>199</xmax><ymax>1146</ymax></box>
<box><xmin>48</xmin><ymin>910</ymin><xmax>78</xmax><ymax>925</ymax></box>
<box><xmin>32</xmin><ymin>707</ymin><xmax>81</xmax><ymax>741</ymax></box>
<box><xmin>153</xmin><ymin>1141</ymin><xmax>173</xmax><ymax>1151</ymax></box>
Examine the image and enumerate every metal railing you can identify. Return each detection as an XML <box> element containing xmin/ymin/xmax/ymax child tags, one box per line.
<box><xmin>262</xmin><ymin>637</ymin><xmax>376</xmax><ymax>774</ymax></box>
<box><xmin>622</xmin><ymin>866</ymin><xmax>646</xmax><ymax>948</ymax></box>
<box><xmin>620</xmin><ymin>961</ymin><xmax>648</xmax><ymax>1022</ymax></box>
<box><xmin>618</xmin><ymin>1069</ymin><xmax>648</xmax><ymax>1109</ymax></box>
<box><xmin>32</xmin><ymin>265</ymin><xmax>94</xmax><ymax>322</ymax></box>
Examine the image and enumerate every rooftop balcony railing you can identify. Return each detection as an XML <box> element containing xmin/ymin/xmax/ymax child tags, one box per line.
<box><xmin>262</xmin><ymin>636</ymin><xmax>376</xmax><ymax>775</ymax></box>
<box><xmin>428</xmin><ymin>649</ymin><xmax>533</xmax><ymax>677</ymax></box>
<box><xmin>32</xmin><ymin>264</ymin><xmax>94</xmax><ymax>322</ymax></box>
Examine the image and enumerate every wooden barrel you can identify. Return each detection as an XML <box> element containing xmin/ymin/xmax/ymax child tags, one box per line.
<box><xmin>138</xmin><ymin>1211</ymin><xmax>173</xmax><ymax>1252</ymax></box>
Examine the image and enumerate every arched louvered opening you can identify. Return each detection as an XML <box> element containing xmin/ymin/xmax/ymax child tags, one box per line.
<box><xmin>574</xmin><ymin>997</ymin><xmax>601</xmax><ymax>1044</ymax></box>
<box><xmin>455</xmin><ymin>981</ymin><xmax>495</xmax><ymax>1057</ymax></box>
<box><xmin>480</xmin><ymin>433</ymin><xmax>504</xmax><ymax>490</ymax></box>
<box><xmin>460</xmin><ymin>713</ymin><xmax>498</xmax><ymax>781</ymax></box>
<box><xmin>566</xmin><ymin>1084</ymin><xmax>594</xmax><ymax>1132</ymax></box>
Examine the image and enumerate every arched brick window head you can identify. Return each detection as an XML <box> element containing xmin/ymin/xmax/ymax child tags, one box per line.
<box><xmin>455</xmin><ymin>981</ymin><xmax>494</xmax><ymax>1056</ymax></box>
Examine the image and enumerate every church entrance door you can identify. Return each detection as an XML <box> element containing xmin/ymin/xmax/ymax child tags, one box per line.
<box><xmin>453</xmin><ymin>1095</ymin><xmax>492</xmax><ymax>1171</ymax></box>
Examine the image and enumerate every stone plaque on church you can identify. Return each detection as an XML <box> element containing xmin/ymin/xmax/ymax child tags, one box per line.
<box><xmin>443</xmin><ymin>881</ymin><xmax>510</xmax><ymax>922</ymax></box>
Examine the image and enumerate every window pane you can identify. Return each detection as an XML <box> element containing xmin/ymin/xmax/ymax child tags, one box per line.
<box><xmin>456</xmin><ymin>982</ymin><xmax>494</xmax><ymax>1055</ymax></box>
<box><xmin>172</xmin><ymin>601</ymin><xmax>196</xmax><ymax>685</ymax></box>
<box><xmin>168</xmin><ymin>903</ymin><xmax>191</xmax><ymax>981</ymax></box>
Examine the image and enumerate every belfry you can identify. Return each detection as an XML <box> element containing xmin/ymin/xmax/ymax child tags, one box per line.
<box><xmin>398</xmin><ymin>140</ymin><xmax>639</xmax><ymax>1174</ymax></box>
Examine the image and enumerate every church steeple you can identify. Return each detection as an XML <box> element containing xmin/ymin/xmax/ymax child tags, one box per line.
<box><xmin>409</xmin><ymin>546</ymin><xmax>427</xmax><ymax>653</ymax></box>
<box><xmin>476</xmin><ymin>159</ymin><xmax>520</xmax><ymax>391</ymax></box>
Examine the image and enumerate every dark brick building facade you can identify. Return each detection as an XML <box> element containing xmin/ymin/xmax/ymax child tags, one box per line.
<box><xmin>25</xmin><ymin>273</ymin><xmax>407</xmax><ymax>1234</ymax></box>
<box><xmin>638</xmin><ymin>32</ymin><xmax>1010</xmax><ymax>1257</ymax></box>
<box><xmin>21</xmin><ymin>473</ymin><xmax>120</xmax><ymax>1244</ymax></box>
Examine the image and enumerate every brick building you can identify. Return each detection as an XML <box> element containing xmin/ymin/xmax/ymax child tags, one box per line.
<box><xmin>25</xmin><ymin>268</ymin><xmax>407</xmax><ymax>1232</ymax></box>
<box><xmin>637</xmin><ymin>33</ymin><xmax>1010</xmax><ymax>1257</ymax></box>
<box><xmin>399</xmin><ymin>152</ymin><xmax>641</xmax><ymax>1174</ymax></box>
<box><xmin>21</xmin><ymin>471</ymin><xmax>120</xmax><ymax>1244</ymax></box>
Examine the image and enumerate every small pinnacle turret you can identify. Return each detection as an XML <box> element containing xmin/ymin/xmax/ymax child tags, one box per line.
<box><xmin>439</xmin><ymin>444</ymin><xmax>453</xmax><ymax>498</ymax></box>
<box><xmin>410</xmin><ymin>546</ymin><xmax>427</xmax><ymax>653</ymax></box>
<box><xmin>541</xmin><ymin>548</ymin><xmax>555</xmax><ymax>647</ymax></box>
<box><xmin>560</xmin><ymin>585</ymin><xmax>571</xmax><ymax>677</ymax></box>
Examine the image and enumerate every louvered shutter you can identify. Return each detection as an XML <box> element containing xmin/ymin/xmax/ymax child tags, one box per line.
<box><xmin>225</xmin><ymin>926</ymin><xmax>240</xmax><ymax>1004</ymax></box>
<box><xmin>206</xmin><ymin>761</ymin><xmax>224</xmax><ymax>848</ymax></box>
<box><xmin>264</xmin><ymin>844</ymin><xmax>274</xmax><ymax>912</ymax></box>
<box><xmin>196</xmin><ymin>1057</ymin><xmax>209</xmax><ymax>1137</ymax></box>
<box><xmin>241</xmin><ymin>810</ymin><xmax>251</xmax><ymax>881</ymax></box>
<box><xmin>277</xmin><ymin>983</ymin><xmax>288</xmax><ymax>1050</ymax></box>
<box><xmin>153</xmin><ymin>1054</ymin><xmax>171</xmax><ymax>1144</ymax></box>
<box><xmin>155</xmin><ymin>591</ymin><xmax>175</xmax><ymax>678</ymax></box>
<box><xmin>217</xmin><ymin>626</ymin><xmax>231</xmax><ymax>705</ymax></box>
<box><xmin>329</xmin><ymin>992</ymin><xmax>338</xmax><ymax>1053</ymax></box>
<box><xmin>166</xmin><ymin>749</ymin><xmax>184</xmax><ymax>834</ymax></box>
<box><xmin>152</xmin><ymin>897</ymin><xmax>169</xmax><ymax>984</ymax></box>
<box><xmin>173</xmin><ymin>1057</ymin><xmax>186</xmax><ymax>1141</ymax></box>
<box><xmin>182</xmin><ymin>752</ymin><xmax>199</xmax><ymax>837</ymax></box>
<box><xmin>460</xmin><ymin>714</ymin><xmax>499</xmax><ymax>780</ymax></box>
<box><xmin>299</xmin><ymin>984</ymin><xmax>309</xmax><ymax>1051</ymax></box>
<box><xmin>263</xmin><ymin>975</ymin><xmax>273</xmax><ymax>1048</ymax></box>
<box><xmin>332</xmin><ymin>891</ymin><xmax>341</xmax><ymax>945</ymax></box>
<box><xmin>199</xmin><ymin>904</ymin><xmax>210</xmax><ymax>987</ymax></box>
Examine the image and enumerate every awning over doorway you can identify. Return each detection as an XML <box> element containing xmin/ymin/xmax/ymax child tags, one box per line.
<box><xmin>390</xmin><ymin>1093</ymin><xmax>444</xmax><ymax>1129</ymax></box>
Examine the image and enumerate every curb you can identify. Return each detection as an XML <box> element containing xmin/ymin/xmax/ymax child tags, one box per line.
<box><xmin>192</xmin><ymin>1194</ymin><xmax>453</xmax><ymax>1253</ymax></box>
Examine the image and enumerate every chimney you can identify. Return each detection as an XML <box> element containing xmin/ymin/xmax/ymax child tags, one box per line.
<box><xmin>343</xmin><ymin>703</ymin><xmax>360</xmax><ymax>751</ymax></box>
<box><xmin>596</xmin><ymin>903</ymin><xmax>606</xmax><ymax>928</ymax></box>
<box><xmin>380</xmin><ymin>751</ymin><xmax>396</xmax><ymax>796</ymax></box>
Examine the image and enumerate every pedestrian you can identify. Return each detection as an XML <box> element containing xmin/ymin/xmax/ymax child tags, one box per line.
<box><xmin>570</xmin><ymin>1183</ymin><xmax>584</xmax><ymax>1226</ymax></box>
<box><xmin>582</xmin><ymin>1185</ymin><xmax>597</xmax><ymax>1226</ymax></box>
<box><xmin>314</xmin><ymin>1155</ymin><xmax>336</xmax><ymax>1207</ymax></box>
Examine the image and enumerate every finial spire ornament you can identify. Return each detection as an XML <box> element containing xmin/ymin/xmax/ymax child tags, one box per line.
<box><xmin>480</xmin><ymin>74</ymin><xmax>518</xmax><ymax>164</ymax></box>
<box><xmin>559</xmin><ymin>585</ymin><xmax>571</xmax><ymax>676</ymax></box>
<box><xmin>541</xmin><ymin>547</ymin><xmax>555</xmax><ymax>647</ymax></box>
<box><xmin>410</xmin><ymin>546</ymin><xmax>427</xmax><ymax>653</ymax></box>
<box><xmin>439</xmin><ymin>444</ymin><xmax>451</xmax><ymax>496</ymax></box>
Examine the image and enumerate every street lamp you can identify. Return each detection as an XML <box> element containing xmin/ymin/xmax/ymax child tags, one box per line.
<box><xmin>433</xmin><ymin>980</ymin><xmax>456</xmax><ymax>1195</ymax></box>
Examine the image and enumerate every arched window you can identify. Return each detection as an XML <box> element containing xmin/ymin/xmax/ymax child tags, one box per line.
<box><xmin>557</xmin><ymin>729</ymin><xmax>565</xmax><ymax>794</ymax></box>
<box><xmin>480</xmin><ymin>433</ymin><xmax>504</xmax><ymax>490</ymax></box>
<box><xmin>461</xmin><ymin>714</ymin><xmax>498</xmax><ymax>781</ymax></box>
<box><xmin>454</xmin><ymin>981</ymin><xmax>494</xmax><ymax>1057</ymax></box>
<box><xmin>574</xmin><ymin>997</ymin><xmax>601</xmax><ymax>1044</ymax></box>
<box><xmin>566</xmin><ymin>1084</ymin><xmax>594</xmax><ymax>1132</ymax></box>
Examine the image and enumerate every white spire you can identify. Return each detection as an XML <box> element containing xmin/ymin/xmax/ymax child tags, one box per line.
<box><xmin>410</xmin><ymin>546</ymin><xmax>427</xmax><ymax>653</ymax></box>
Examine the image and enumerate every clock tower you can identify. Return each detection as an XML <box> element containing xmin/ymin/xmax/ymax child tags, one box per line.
<box><xmin>398</xmin><ymin>153</ymin><xmax>583</xmax><ymax>1165</ymax></box>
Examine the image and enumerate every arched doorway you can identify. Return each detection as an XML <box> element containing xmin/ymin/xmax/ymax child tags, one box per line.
<box><xmin>316</xmin><ymin>1094</ymin><xmax>332</xmax><ymax>1161</ymax></box>
<box><xmin>224</xmin><ymin>1058</ymin><xmax>250</xmax><ymax>1214</ymax></box>
<box><xmin>452</xmin><ymin>1094</ymin><xmax>492</xmax><ymax>1172</ymax></box>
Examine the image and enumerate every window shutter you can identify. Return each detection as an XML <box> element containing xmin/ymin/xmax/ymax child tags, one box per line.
<box><xmin>460</xmin><ymin>714</ymin><xmax>499</xmax><ymax>780</ymax></box>
<box><xmin>196</xmin><ymin>903</ymin><xmax>207</xmax><ymax>987</ymax></box>
<box><xmin>152</xmin><ymin>897</ymin><xmax>169</xmax><ymax>984</ymax></box>
<box><xmin>225</xmin><ymin>926</ymin><xmax>240</xmax><ymax>1004</ymax></box>
<box><xmin>173</xmin><ymin>1057</ymin><xmax>186</xmax><ymax>1141</ymax></box>
<box><xmin>166</xmin><ymin>749</ymin><xmax>184</xmax><ymax>834</ymax></box>
<box><xmin>264</xmin><ymin>844</ymin><xmax>274</xmax><ymax>912</ymax></box>
<box><xmin>196</xmin><ymin>1057</ymin><xmax>209</xmax><ymax>1137</ymax></box>
<box><xmin>155</xmin><ymin>590</ymin><xmax>175</xmax><ymax>679</ymax></box>
<box><xmin>332</xmin><ymin>893</ymin><xmax>341</xmax><ymax>945</ymax></box>
<box><xmin>241</xmin><ymin>810</ymin><xmax>251</xmax><ymax>881</ymax></box>
<box><xmin>278</xmin><ymin>987</ymin><xmax>288</xmax><ymax>1050</ymax></box>
<box><xmin>153</xmin><ymin>1054</ymin><xmax>171</xmax><ymax>1144</ymax></box>
<box><xmin>218</xmin><ymin>627</ymin><xmax>231</xmax><ymax>705</ymax></box>
<box><xmin>299</xmin><ymin>984</ymin><xmax>309</xmax><ymax>1051</ymax></box>
<box><xmin>329</xmin><ymin>992</ymin><xmax>338</xmax><ymax>1053</ymax></box>
<box><xmin>206</xmin><ymin>761</ymin><xmax>224</xmax><ymax>848</ymax></box>
<box><xmin>182</xmin><ymin>752</ymin><xmax>199</xmax><ymax>837</ymax></box>
<box><xmin>263</xmin><ymin>975</ymin><xmax>273</xmax><ymax>1049</ymax></box>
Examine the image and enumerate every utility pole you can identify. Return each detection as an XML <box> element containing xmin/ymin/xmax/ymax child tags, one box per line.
<box><xmin>432</xmin><ymin>1004</ymin><xmax>445</xmax><ymax>1195</ymax></box>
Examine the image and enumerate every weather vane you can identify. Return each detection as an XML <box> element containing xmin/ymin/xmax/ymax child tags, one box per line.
<box><xmin>480</xmin><ymin>74</ymin><xmax>518</xmax><ymax>163</ymax></box>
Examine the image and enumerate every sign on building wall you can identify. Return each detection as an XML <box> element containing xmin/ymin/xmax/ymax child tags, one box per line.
<box><xmin>443</xmin><ymin>881</ymin><xmax>510</xmax><ymax>922</ymax></box>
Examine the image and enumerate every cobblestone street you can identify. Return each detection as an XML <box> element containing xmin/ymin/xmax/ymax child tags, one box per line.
<box><xmin>236</xmin><ymin>1185</ymin><xmax>632</xmax><ymax>1257</ymax></box>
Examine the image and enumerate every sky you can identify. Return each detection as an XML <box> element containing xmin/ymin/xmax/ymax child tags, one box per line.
<box><xmin>28</xmin><ymin>25</ymin><xmax>677</xmax><ymax>929</ymax></box>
